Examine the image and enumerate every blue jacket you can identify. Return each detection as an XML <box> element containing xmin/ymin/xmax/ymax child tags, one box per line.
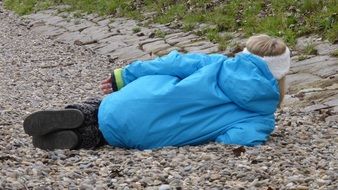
<box><xmin>98</xmin><ymin>51</ymin><xmax>280</xmax><ymax>150</ymax></box>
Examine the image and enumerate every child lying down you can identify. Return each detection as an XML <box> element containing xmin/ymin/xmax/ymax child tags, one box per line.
<box><xmin>23</xmin><ymin>34</ymin><xmax>290</xmax><ymax>150</ymax></box>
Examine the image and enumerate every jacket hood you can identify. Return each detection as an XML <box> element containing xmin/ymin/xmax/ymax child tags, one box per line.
<box><xmin>218</xmin><ymin>53</ymin><xmax>280</xmax><ymax>114</ymax></box>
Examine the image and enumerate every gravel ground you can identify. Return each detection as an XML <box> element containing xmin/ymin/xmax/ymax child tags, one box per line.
<box><xmin>1</xmin><ymin>5</ymin><xmax>337</xmax><ymax>190</ymax></box>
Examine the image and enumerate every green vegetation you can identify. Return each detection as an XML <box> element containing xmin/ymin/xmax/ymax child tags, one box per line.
<box><xmin>132</xmin><ymin>27</ymin><xmax>141</xmax><ymax>34</ymax></box>
<box><xmin>3</xmin><ymin>0</ymin><xmax>56</xmax><ymax>15</ymax></box>
<box><xmin>154</xmin><ymin>29</ymin><xmax>166</xmax><ymax>38</ymax></box>
<box><xmin>303</xmin><ymin>43</ymin><xmax>318</xmax><ymax>55</ymax></box>
<box><xmin>4</xmin><ymin>0</ymin><xmax>338</xmax><ymax>46</ymax></box>
<box><xmin>297</xmin><ymin>55</ymin><xmax>309</xmax><ymax>61</ymax></box>
<box><xmin>4</xmin><ymin>0</ymin><xmax>142</xmax><ymax>18</ymax></box>
<box><xmin>331</xmin><ymin>49</ymin><xmax>338</xmax><ymax>57</ymax></box>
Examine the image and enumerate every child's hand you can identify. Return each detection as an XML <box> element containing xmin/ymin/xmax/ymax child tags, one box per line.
<box><xmin>100</xmin><ymin>75</ymin><xmax>113</xmax><ymax>94</ymax></box>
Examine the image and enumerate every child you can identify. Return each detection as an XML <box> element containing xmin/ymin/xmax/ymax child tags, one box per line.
<box><xmin>23</xmin><ymin>34</ymin><xmax>290</xmax><ymax>150</ymax></box>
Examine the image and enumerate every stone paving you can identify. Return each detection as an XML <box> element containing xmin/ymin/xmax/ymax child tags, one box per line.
<box><xmin>287</xmin><ymin>37</ymin><xmax>338</xmax><ymax>117</ymax></box>
<box><xmin>24</xmin><ymin>10</ymin><xmax>219</xmax><ymax>64</ymax></box>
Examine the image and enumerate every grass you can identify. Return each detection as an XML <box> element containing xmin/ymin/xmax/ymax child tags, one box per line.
<box><xmin>154</xmin><ymin>29</ymin><xmax>166</xmax><ymax>38</ymax></box>
<box><xmin>4</xmin><ymin>0</ymin><xmax>143</xmax><ymax>18</ymax></box>
<box><xmin>297</xmin><ymin>55</ymin><xmax>309</xmax><ymax>61</ymax></box>
<box><xmin>3</xmin><ymin>0</ymin><xmax>56</xmax><ymax>15</ymax></box>
<box><xmin>4</xmin><ymin>0</ymin><xmax>338</xmax><ymax>47</ymax></box>
<box><xmin>331</xmin><ymin>49</ymin><xmax>338</xmax><ymax>57</ymax></box>
<box><xmin>183</xmin><ymin>23</ymin><xmax>195</xmax><ymax>32</ymax></box>
<box><xmin>132</xmin><ymin>27</ymin><xmax>141</xmax><ymax>34</ymax></box>
<box><xmin>303</xmin><ymin>43</ymin><xmax>318</xmax><ymax>55</ymax></box>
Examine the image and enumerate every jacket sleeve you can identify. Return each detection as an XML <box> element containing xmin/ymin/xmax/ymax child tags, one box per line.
<box><xmin>111</xmin><ymin>50</ymin><xmax>228</xmax><ymax>91</ymax></box>
<box><xmin>215</xmin><ymin>120</ymin><xmax>275</xmax><ymax>146</ymax></box>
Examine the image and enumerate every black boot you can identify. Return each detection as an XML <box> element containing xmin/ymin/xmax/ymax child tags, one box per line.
<box><xmin>24</xmin><ymin>97</ymin><xmax>106</xmax><ymax>150</ymax></box>
<box><xmin>31</xmin><ymin>124</ymin><xmax>107</xmax><ymax>150</ymax></box>
<box><xmin>32</xmin><ymin>130</ymin><xmax>79</xmax><ymax>150</ymax></box>
<box><xmin>23</xmin><ymin>109</ymin><xmax>84</xmax><ymax>136</ymax></box>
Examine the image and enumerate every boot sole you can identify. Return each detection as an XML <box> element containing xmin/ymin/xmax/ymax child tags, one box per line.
<box><xmin>33</xmin><ymin>130</ymin><xmax>79</xmax><ymax>150</ymax></box>
<box><xmin>24</xmin><ymin>109</ymin><xmax>84</xmax><ymax>136</ymax></box>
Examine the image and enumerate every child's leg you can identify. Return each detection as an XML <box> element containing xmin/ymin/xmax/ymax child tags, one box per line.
<box><xmin>65</xmin><ymin>97</ymin><xmax>101</xmax><ymax>126</ymax></box>
<box><xmin>65</xmin><ymin>97</ymin><xmax>107</xmax><ymax>149</ymax></box>
<box><xmin>24</xmin><ymin>97</ymin><xmax>107</xmax><ymax>150</ymax></box>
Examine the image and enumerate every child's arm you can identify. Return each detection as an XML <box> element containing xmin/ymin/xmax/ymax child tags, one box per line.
<box><xmin>215</xmin><ymin>120</ymin><xmax>275</xmax><ymax>146</ymax></box>
<box><xmin>111</xmin><ymin>50</ymin><xmax>228</xmax><ymax>91</ymax></box>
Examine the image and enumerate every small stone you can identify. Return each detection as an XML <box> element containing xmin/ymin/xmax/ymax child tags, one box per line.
<box><xmin>296</xmin><ymin>185</ymin><xmax>309</xmax><ymax>190</ymax></box>
<box><xmin>79</xmin><ymin>183</ymin><xmax>94</xmax><ymax>190</ymax></box>
<box><xmin>159</xmin><ymin>184</ymin><xmax>171</xmax><ymax>190</ymax></box>
<box><xmin>148</xmin><ymin>32</ymin><xmax>155</xmax><ymax>38</ymax></box>
<box><xmin>317</xmin><ymin>179</ymin><xmax>332</xmax><ymax>186</ymax></box>
<box><xmin>169</xmin><ymin>179</ymin><xmax>182</xmax><ymax>187</ymax></box>
<box><xmin>11</xmin><ymin>181</ymin><xmax>24</xmax><ymax>189</ymax></box>
<box><xmin>210</xmin><ymin>174</ymin><xmax>221</xmax><ymax>181</ymax></box>
<box><xmin>183</xmin><ymin>165</ymin><xmax>192</xmax><ymax>172</ymax></box>
<box><xmin>286</xmin><ymin>182</ymin><xmax>295</xmax><ymax>188</ymax></box>
<box><xmin>132</xmin><ymin>182</ymin><xmax>142</xmax><ymax>189</ymax></box>
<box><xmin>32</xmin><ymin>168</ymin><xmax>40</xmax><ymax>176</ymax></box>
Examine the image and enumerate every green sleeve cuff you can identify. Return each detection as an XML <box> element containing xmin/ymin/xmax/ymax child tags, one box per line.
<box><xmin>113</xmin><ymin>68</ymin><xmax>124</xmax><ymax>90</ymax></box>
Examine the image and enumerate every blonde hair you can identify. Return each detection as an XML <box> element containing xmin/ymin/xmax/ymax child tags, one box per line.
<box><xmin>245</xmin><ymin>34</ymin><xmax>287</xmax><ymax>107</ymax></box>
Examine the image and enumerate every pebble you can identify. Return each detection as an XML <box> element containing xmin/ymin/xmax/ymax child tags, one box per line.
<box><xmin>183</xmin><ymin>165</ymin><xmax>192</xmax><ymax>172</ymax></box>
<box><xmin>79</xmin><ymin>183</ymin><xmax>94</xmax><ymax>190</ymax></box>
<box><xmin>159</xmin><ymin>184</ymin><xmax>171</xmax><ymax>190</ymax></box>
<box><xmin>296</xmin><ymin>185</ymin><xmax>309</xmax><ymax>190</ymax></box>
